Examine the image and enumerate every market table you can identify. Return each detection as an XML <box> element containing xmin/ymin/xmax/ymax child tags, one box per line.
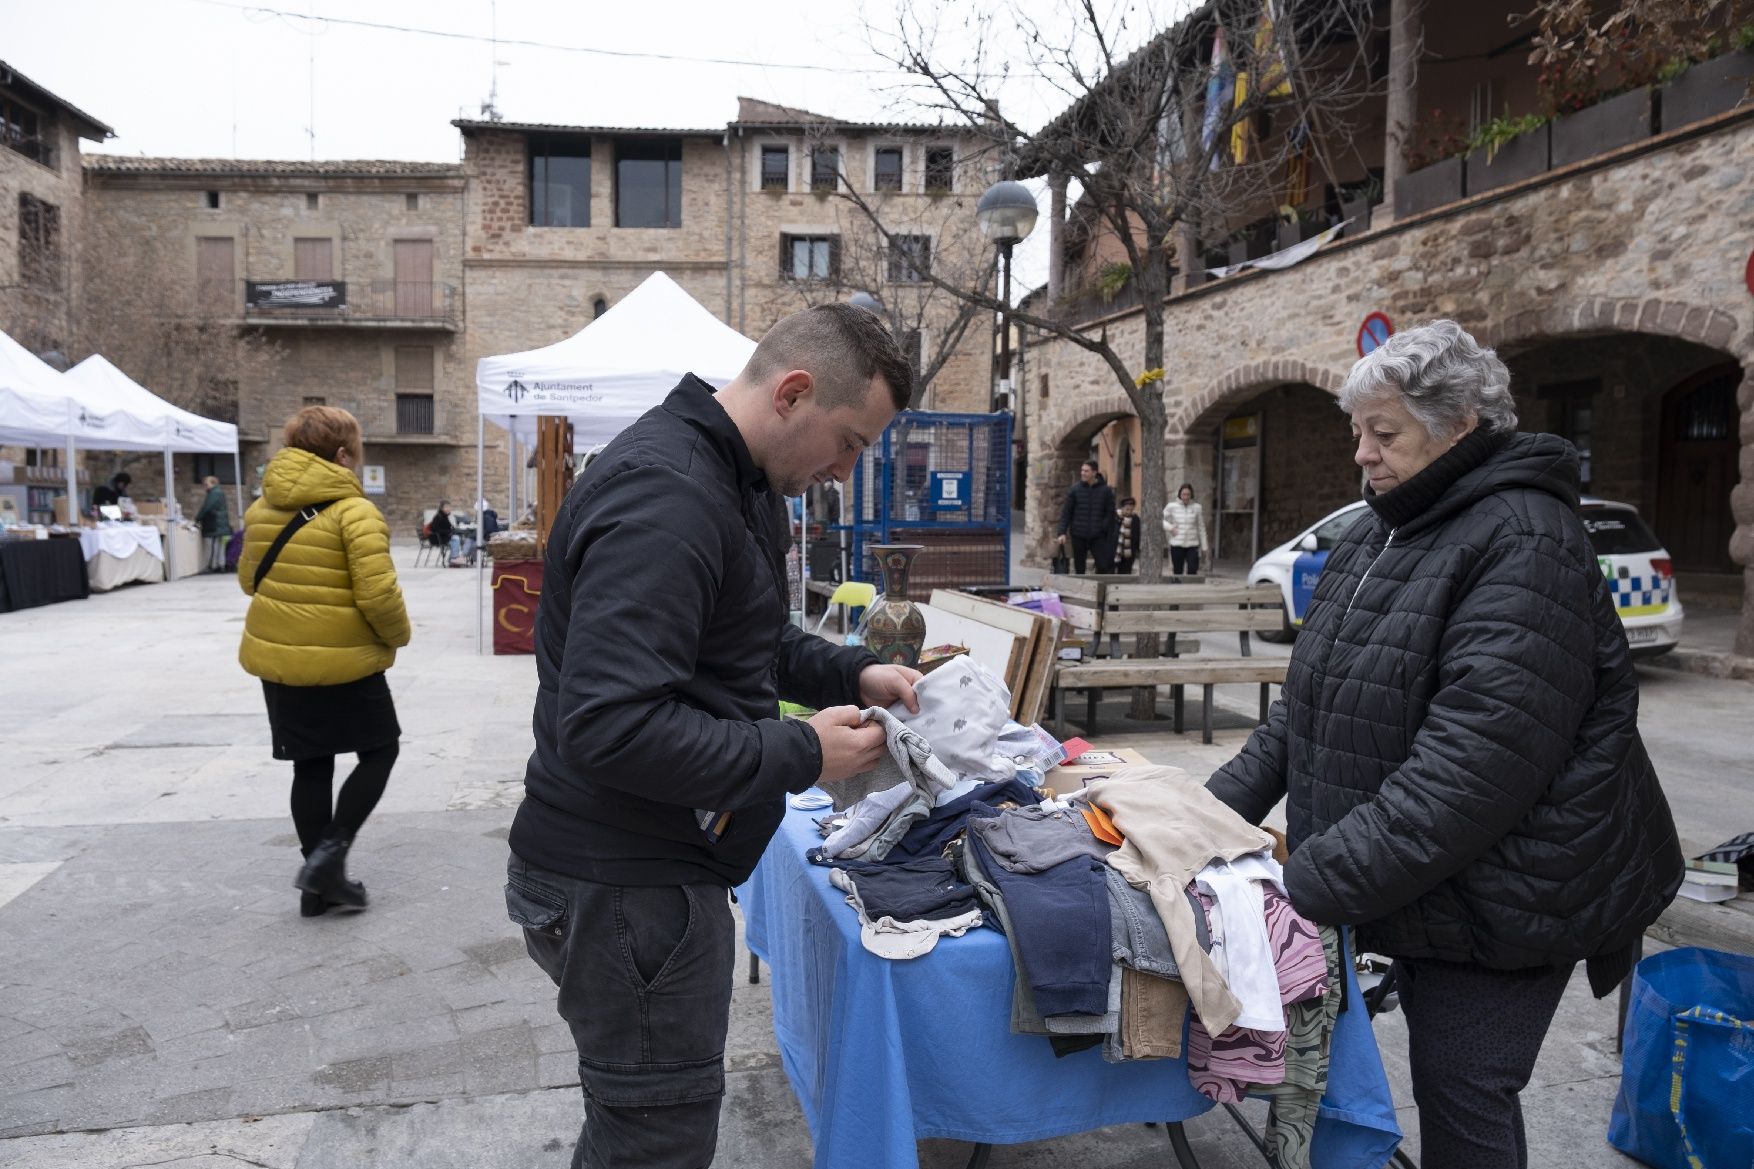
<box><xmin>739</xmin><ymin>805</ymin><xmax>1403</xmax><ymax>1169</ymax></box>
<box><xmin>0</xmin><ymin>537</ymin><xmax>90</xmax><ymax>612</ymax></box>
<box><xmin>77</xmin><ymin>524</ymin><xmax>165</xmax><ymax>591</ymax></box>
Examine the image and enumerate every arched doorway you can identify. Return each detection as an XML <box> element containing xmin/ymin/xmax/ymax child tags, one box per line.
<box><xmin>1179</xmin><ymin>382</ymin><xmax>1356</xmax><ymax>565</ymax></box>
<box><xmin>1501</xmin><ymin>333</ymin><xmax>1742</xmax><ymax>584</ymax></box>
<box><xmin>1658</xmin><ymin>363</ymin><xmax>1740</xmax><ymax>574</ymax></box>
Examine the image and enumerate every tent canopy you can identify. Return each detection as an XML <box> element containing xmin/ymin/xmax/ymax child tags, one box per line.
<box><xmin>0</xmin><ymin>329</ymin><xmax>160</xmax><ymax>449</ymax></box>
<box><xmin>65</xmin><ymin>355</ymin><xmax>239</xmax><ymax>454</ymax></box>
<box><xmin>475</xmin><ymin>272</ymin><xmax>758</xmax><ymax>446</ymax></box>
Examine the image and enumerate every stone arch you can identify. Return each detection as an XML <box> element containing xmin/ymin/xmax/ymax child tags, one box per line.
<box><xmin>1169</xmin><ymin>357</ymin><xmax>1348</xmax><ymax>438</ymax></box>
<box><xmin>1048</xmin><ymin>390</ymin><xmax>1137</xmax><ymax>450</ymax></box>
<box><xmin>1480</xmin><ymin>296</ymin><xmax>1747</xmax><ymax>362</ymax></box>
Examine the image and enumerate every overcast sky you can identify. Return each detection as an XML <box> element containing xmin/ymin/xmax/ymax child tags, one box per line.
<box><xmin>6</xmin><ymin>0</ymin><xmax>1194</xmax><ymax>295</ymax></box>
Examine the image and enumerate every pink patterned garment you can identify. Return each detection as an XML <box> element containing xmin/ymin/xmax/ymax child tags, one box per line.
<box><xmin>1187</xmin><ymin>885</ymin><xmax>1328</xmax><ymax>1102</ymax></box>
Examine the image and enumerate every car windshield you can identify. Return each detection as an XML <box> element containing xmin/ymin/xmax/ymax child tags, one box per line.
<box><xmin>1581</xmin><ymin>506</ymin><xmax>1662</xmax><ymax>555</ymax></box>
<box><xmin>1311</xmin><ymin>509</ymin><xmax>1360</xmax><ymax>551</ymax></box>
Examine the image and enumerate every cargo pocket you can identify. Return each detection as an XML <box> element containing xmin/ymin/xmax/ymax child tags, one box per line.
<box><xmin>579</xmin><ymin>884</ymin><xmax>732</xmax><ymax>1108</ymax></box>
<box><xmin>505</xmin><ymin>873</ymin><xmax>566</xmax><ymax>938</ymax></box>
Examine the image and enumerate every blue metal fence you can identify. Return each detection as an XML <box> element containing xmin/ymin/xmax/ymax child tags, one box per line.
<box><xmin>836</xmin><ymin>410</ymin><xmax>1012</xmax><ymax>594</ymax></box>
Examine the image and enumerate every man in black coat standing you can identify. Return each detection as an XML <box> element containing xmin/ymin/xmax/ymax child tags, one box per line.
<box><xmin>1055</xmin><ymin>459</ymin><xmax>1118</xmax><ymax>573</ymax></box>
<box><xmin>508</xmin><ymin>304</ymin><xmax>921</xmax><ymax>1169</ymax></box>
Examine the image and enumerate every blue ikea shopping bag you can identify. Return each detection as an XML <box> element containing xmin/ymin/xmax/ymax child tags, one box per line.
<box><xmin>1607</xmin><ymin>946</ymin><xmax>1754</xmax><ymax>1169</ymax></box>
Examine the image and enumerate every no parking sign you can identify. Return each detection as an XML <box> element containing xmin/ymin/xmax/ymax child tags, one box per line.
<box><xmin>1356</xmin><ymin>312</ymin><xmax>1393</xmax><ymax>357</ymax></box>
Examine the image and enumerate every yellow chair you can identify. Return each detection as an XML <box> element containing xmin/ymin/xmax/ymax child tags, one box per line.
<box><xmin>812</xmin><ymin>580</ymin><xmax>876</xmax><ymax>636</ymax></box>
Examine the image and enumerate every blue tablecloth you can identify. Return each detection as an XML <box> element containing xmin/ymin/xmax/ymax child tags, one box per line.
<box><xmin>740</xmin><ymin>804</ymin><xmax>1402</xmax><ymax>1169</ymax></box>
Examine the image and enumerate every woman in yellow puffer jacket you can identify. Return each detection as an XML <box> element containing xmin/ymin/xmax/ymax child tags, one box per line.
<box><xmin>239</xmin><ymin>406</ymin><xmax>410</xmax><ymax>918</ymax></box>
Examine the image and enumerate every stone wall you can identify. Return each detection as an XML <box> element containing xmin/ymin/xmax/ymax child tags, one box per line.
<box><xmin>78</xmin><ymin>167</ymin><xmax>474</xmax><ymax>534</ymax></box>
<box><xmin>1024</xmin><ymin>116</ymin><xmax>1754</xmax><ymax>650</ymax></box>
<box><xmin>0</xmin><ymin>117</ymin><xmax>85</xmax><ymax>358</ymax></box>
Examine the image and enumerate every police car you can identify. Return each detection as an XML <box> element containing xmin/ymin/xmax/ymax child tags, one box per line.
<box><xmin>1247</xmin><ymin>497</ymin><xmax>1683</xmax><ymax>656</ymax></box>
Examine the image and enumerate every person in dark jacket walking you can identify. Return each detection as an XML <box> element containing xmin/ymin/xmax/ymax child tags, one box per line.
<box><xmin>1206</xmin><ymin>320</ymin><xmax>1682</xmax><ymax>1169</ymax></box>
<box><xmin>1055</xmin><ymin>460</ymin><xmax>1118</xmax><ymax>573</ymax></box>
<box><xmin>194</xmin><ymin>474</ymin><xmax>232</xmax><ymax>571</ymax></box>
<box><xmin>508</xmin><ymin>304</ymin><xmax>921</xmax><ymax>1169</ymax></box>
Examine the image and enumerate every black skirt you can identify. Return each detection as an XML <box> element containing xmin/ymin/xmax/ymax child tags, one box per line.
<box><xmin>262</xmin><ymin>672</ymin><xmax>401</xmax><ymax>761</ymax></box>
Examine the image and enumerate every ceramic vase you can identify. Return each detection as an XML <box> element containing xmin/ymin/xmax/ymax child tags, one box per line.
<box><xmin>863</xmin><ymin>544</ymin><xmax>927</xmax><ymax>667</ymax></box>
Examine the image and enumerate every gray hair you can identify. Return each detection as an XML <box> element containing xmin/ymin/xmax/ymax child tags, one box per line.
<box><xmin>1338</xmin><ymin>320</ymin><xmax>1517</xmax><ymax>437</ymax></box>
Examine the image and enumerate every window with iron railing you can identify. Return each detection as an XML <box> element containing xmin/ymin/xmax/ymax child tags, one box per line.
<box><xmin>760</xmin><ymin>145</ymin><xmax>789</xmax><ymax>191</ymax></box>
<box><xmin>17</xmin><ymin>194</ymin><xmax>61</xmax><ymax>288</ymax></box>
<box><xmin>811</xmin><ymin>146</ymin><xmax>841</xmax><ymax>192</ymax></box>
<box><xmin>924</xmin><ymin>146</ymin><xmax>955</xmax><ymax>193</ymax></box>
<box><xmin>873</xmin><ymin>147</ymin><xmax>903</xmax><ymax>192</ymax></box>
<box><xmin>1</xmin><ymin>96</ymin><xmax>53</xmax><ymax>168</ymax></box>
<box><xmin>395</xmin><ymin>394</ymin><xmax>435</xmax><ymax>435</ymax></box>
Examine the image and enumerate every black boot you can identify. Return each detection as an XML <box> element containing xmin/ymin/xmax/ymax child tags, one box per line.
<box><xmin>295</xmin><ymin>835</ymin><xmax>368</xmax><ymax>909</ymax></box>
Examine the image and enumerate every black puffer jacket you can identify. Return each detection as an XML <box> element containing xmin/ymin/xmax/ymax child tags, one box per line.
<box><xmin>1058</xmin><ymin>477</ymin><xmax>1118</xmax><ymax>540</ymax></box>
<box><xmin>1208</xmin><ymin>430</ymin><xmax>1681</xmax><ymax>989</ymax></box>
<box><xmin>512</xmin><ymin>376</ymin><xmax>875</xmax><ymax>887</ymax></box>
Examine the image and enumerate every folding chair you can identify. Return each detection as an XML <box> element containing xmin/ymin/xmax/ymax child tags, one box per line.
<box><xmin>414</xmin><ymin>528</ymin><xmax>442</xmax><ymax>567</ymax></box>
<box><xmin>811</xmin><ymin>580</ymin><xmax>875</xmax><ymax>636</ymax></box>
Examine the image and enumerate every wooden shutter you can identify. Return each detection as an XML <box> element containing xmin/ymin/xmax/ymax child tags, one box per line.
<box><xmin>393</xmin><ymin>239</ymin><xmax>434</xmax><ymax>316</ymax></box>
<box><xmin>293</xmin><ymin>237</ymin><xmax>333</xmax><ymax>280</ymax></box>
<box><xmin>196</xmin><ymin>237</ymin><xmax>235</xmax><ymax>314</ymax></box>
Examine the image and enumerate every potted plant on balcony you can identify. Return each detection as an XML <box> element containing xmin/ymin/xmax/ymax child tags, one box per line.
<box><xmin>1660</xmin><ymin>31</ymin><xmax>1754</xmax><ymax>131</ymax></box>
<box><xmin>1465</xmin><ymin>112</ymin><xmax>1553</xmax><ymax>194</ymax></box>
<box><xmin>1395</xmin><ymin>110</ymin><xmax>1471</xmax><ymax>219</ymax></box>
<box><xmin>1273</xmin><ymin>206</ymin><xmax>1327</xmax><ymax>252</ymax></box>
<box><xmin>1337</xmin><ymin>175</ymin><xmax>1382</xmax><ymax>237</ymax></box>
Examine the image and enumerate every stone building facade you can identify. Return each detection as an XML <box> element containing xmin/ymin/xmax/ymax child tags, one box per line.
<box><xmin>79</xmin><ymin>158</ymin><xmax>468</xmax><ymax>529</ymax></box>
<box><xmin>0</xmin><ymin>61</ymin><xmax>109</xmax><ymax>364</ymax></box>
<box><xmin>0</xmin><ymin>61</ymin><xmax>111</xmax><ymax>510</ymax></box>
<box><xmin>1024</xmin><ymin>110</ymin><xmax>1754</xmax><ymax>652</ymax></box>
<box><xmin>456</xmin><ymin>101</ymin><xmax>997</xmax><ymax>518</ymax></box>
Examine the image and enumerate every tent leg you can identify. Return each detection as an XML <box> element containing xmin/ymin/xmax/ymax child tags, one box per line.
<box><xmin>162</xmin><ymin>445</ymin><xmax>178</xmax><ymax>580</ymax></box>
<box><xmin>477</xmin><ymin>409</ymin><xmax>486</xmax><ymax>656</ymax></box>
<box><xmin>64</xmin><ymin>403</ymin><xmax>79</xmax><ymax>526</ymax></box>
<box><xmin>232</xmin><ymin>450</ymin><xmax>244</xmax><ymax>528</ymax></box>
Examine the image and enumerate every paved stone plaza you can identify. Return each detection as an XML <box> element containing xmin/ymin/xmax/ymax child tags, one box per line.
<box><xmin>1</xmin><ymin>553</ymin><xmax>1747</xmax><ymax>1168</ymax></box>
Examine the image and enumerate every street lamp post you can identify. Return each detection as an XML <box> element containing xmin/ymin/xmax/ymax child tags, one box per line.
<box><xmin>976</xmin><ymin>180</ymin><xmax>1038</xmax><ymax>514</ymax></box>
<box><xmin>975</xmin><ymin>180</ymin><xmax>1038</xmax><ymax>412</ymax></box>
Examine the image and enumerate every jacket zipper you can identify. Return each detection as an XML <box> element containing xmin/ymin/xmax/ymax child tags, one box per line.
<box><xmin>1344</xmin><ymin>528</ymin><xmax>1396</xmax><ymax>620</ymax></box>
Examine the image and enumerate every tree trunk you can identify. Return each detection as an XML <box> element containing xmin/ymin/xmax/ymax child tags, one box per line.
<box><xmin>1127</xmin><ymin>250</ymin><xmax>1170</xmax><ymax>721</ymax></box>
<box><xmin>1382</xmin><ymin>0</ymin><xmax>1424</xmax><ymax>221</ymax></box>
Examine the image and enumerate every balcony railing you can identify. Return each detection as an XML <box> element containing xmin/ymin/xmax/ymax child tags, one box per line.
<box><xmin>209</xmin><ymin>279</ymin><xmax>459</xmax><ymax>327</ymax></box>
<box><xmin>236</xmin><ymin>397</ymin><xmax>454</xmax><ymax>444</ymax></box>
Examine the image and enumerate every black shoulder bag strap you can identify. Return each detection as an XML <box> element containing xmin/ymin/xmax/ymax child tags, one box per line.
<box><xmin>252</xmin><ymin>500</ymin><xmax>337</xmax><ymax>592</ymax></box>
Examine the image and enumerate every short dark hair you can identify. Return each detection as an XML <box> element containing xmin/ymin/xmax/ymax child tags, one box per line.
<box><xmin>744</xmin><ymin>303</ymin><xmax>913</xmax><ymax>412</ymax></box>
<box><xmin>1120</xmin><ymin>497</ymin><xmax>1136</xmax><ymax>507</ymax></box>
<box><xmin>1178</xmin><ymin>482</ymin><xmax>1195</xmax><ymax>497</ymax></box>
<box><xmin>1082</xmin><ymin>460</ymin><xmax>1099</xmax><ymax>473</ymax></box>
<box><xmin>113</xmin><ymin>472</ymin><xmax>132</xmax><ymax>487</ymax></box>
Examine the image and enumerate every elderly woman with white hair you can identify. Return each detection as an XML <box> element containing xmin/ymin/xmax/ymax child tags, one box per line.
<box><xmin>1206</xmin><ymin>320</ymin><xmax>1682</xmax><ymax>1169</ymax></box>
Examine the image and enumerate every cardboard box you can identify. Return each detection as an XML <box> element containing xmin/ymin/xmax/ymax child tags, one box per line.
<box><xmin>134</xmin><ymin>500</ymin><xmax>166</xmax><ymax>517</ymax></box>
<box><xmin>52</xmin><ymin>496</ymin><xmax>77</xmax><ymax>525</ymax></box>
<box><xmin>1044</xmin><ymin>747</ymin><xmax>1150</xmax><ymax>792</ymax></box>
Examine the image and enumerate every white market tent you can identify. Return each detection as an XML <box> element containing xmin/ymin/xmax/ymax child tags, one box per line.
<box><xmin>1</xmin><ymin>329</ymin><xmax>159</xmax><ymax>529</ymax></box>
<box><xmin>472</xmin><ymin>271</ymin><xmax>759</xmax><ymax>648</ymax></box>
<box><xmin>66</xmin><ymin>356</ymin><xmax>245</xmax><ymax>578</ymax></box>
<box><xmin>475</xmin><ymin>271</ymin><xmax>758</xmax><ymax>448</ymax></box>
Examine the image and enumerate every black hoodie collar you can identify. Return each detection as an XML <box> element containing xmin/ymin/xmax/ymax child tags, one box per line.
<box><xmin>1364</xmin><ymin>426</ymin><xmax>1512</xmax><ymax>530</ymax></box>
<box><xmin>661</xmin><ymin>373</ymin><xmax>767</xmax><ymax>495</ymax></box>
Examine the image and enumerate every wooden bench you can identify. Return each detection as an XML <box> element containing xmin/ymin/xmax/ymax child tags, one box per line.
<box><xmin>1045</xmin><ymin>576</ymin><xmax>1289</xmax><ymax>744</ymax></box>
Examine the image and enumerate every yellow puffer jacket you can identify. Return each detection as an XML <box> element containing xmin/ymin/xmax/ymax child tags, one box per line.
<box><xmin>237</xmin><ymin>447</ymin><xmax>411</xmax><ymax>686</ymax></box>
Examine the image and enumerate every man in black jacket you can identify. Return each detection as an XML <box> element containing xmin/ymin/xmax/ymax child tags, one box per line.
<box><xmin>1055</xmin><ymin>460</ymin><xmax>1118</xmax><ymax>572</ymax></box>
<box><xmin>509</xmin><ymin>304</ymin><xmax>919</xmax><ymax>1169</ymax></box>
